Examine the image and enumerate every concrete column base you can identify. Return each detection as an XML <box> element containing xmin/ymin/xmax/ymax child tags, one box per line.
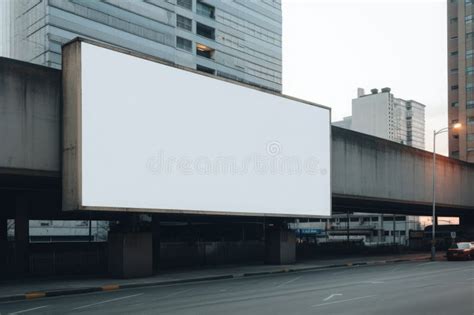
<box><xmin>152</xmin><ymin>215</ymin><xmax>160</xmax><ymax>271</ymax></box>
<box><xmin>108</xmin><ymin>232</ymin><xmax>153</xmax><ymax>278</ymax></box>
<box><xmin>15</xmin><ymin>195</ymin><xmax>29</xmax><ymax>275</ymax></box>
<box><xmin>265</xmin><ymin>227</ymin><xmax>296</xmax><ymax>265</ymax></box>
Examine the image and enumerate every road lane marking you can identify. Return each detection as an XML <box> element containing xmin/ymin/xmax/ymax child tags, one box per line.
<box><xmin>276</xmin><ymin>276</ymin><xmax>301</xmax><ymax>287</ymax></box>
<box><xmin>415</xmin><ymin>262</ymin><xmax>437</xmax><ymax>267</ymax></box>
<box><xmin>9</xmin><ymin>305</ymin><xmax>48</xmax><ymax>314</ymax></box>
<box><xmin>312</xmin><ymin>295</ymin><xmax>376</xmax><ymax>307</ymax></box>
<box><xmin>72</xmin><ymin>293</ymin><xmax>143</xmax><ymax>310</ymax></box>
<box><xmin>364</xmin><ymin>281</ymin><xmax>384</xmax><ymax>284</ymax></box>
<box><xmin>323</xmin><ymin>293</ymin><xmax>342</xmax><ymax>301</ymax></box>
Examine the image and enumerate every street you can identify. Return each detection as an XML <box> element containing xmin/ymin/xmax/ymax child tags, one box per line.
<box><xmin>1</xmin><ymin>260</ymin><xmax>473</xmax><ymax>315</ymax></box>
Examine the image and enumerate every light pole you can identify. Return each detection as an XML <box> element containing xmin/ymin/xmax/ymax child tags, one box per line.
<box><xmin>431</xmin><ymin>123</ymin><xmax>462</xmax><ymax>261</ymax></box>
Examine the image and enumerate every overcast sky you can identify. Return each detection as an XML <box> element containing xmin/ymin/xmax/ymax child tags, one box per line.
<box><xmin>282</xmin><ymin>0</ymin><xmax>448</xmax><ymax>154</ymax></box>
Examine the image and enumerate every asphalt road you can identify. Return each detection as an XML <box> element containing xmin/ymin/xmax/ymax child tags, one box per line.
<box><xmin>1</xmin><ymin>260</ymin><xmax>473</xmax><ymax>315</ymax></box>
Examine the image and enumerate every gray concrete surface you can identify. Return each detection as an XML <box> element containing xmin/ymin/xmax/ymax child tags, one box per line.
<box><xmin>332</xmin><ymin>127</ymin><xmax>474</xmax><ymax>212</ymax></box>
<box><xmin>0</xmin><ymin>258</ymin><xmax>472</xmax><ymax>314</ymax></box>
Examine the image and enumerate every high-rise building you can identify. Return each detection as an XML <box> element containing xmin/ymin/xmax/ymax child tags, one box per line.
<box><xmin>0</xmin><ymin>0</ymin><xmax>282</xmax><ymax>92</ymax></box>
<box><xmin>447</xmin><ymin>0</ymin><xmax>474</xmax><ymax>162</ymax></box>
<box><xmin>333</xmin><ymin>88</ymin><xmax>426</xmax><ymax>150</ymax></box>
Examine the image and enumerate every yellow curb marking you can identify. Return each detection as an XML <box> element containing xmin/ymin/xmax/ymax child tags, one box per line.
<box><xmin>102</xmin><ymin>284</ymin><xmax>120</xmax><ymax>291</ymax></box>
<box><xmin>25</xmin><ymin>292</ymin><xmax>46</xmax><ymax>299</ymax></box>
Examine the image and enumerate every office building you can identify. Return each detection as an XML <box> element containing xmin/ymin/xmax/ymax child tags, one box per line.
<box><xmin>447</xmin><ymin>0</ymin><xmax>474</xmax><ymax>162</ymax></box>
<box><xmin>0</xmin><ymin>0</ymin><xmax>282</xmax><ymax>92</ymax></box>
<box><xmin>333</xmin><ymin>87</ymin><xmax>426</xmax><ymax>150</ymax></box>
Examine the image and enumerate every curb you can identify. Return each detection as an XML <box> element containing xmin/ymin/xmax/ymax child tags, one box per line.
<box><xmin>0</xmin><ymin>256</ymin><xmax>431</xmax><ymax>303</ymax></box>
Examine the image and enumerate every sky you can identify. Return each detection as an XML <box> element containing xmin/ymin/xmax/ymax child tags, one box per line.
<box><xmin>282</xmin><ymin>0</ymin><xmax>448</xmax><ymax>155</ymax></box>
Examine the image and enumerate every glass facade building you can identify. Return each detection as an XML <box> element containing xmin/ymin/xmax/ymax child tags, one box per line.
<box><xmin>0</xmin><ymin>0</ymin><xmax>282</xmax><ymax>92</ymax></box>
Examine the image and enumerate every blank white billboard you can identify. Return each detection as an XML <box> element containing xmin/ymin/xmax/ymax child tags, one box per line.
<box><xmin>63</xmin><ymin>40</ymin><xmax>331</xmax><ymax>217</ymax></box>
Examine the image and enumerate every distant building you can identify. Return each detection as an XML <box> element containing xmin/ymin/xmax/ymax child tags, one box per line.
<box><xmin>447</xmin><ymin>0</ymin><xmax>474</xmax><ymax>162</ymax></box>
<box><xmin>330</xmin><ymin>88</ymin><xmax>427</xmax><ymax>239</ymax></box>
<box><xmin>0</xmin><ymin>0</ymin><xmax>282</xmax><ymax>92</ymax></box>
<box><xmin>333</xmin><ymin>88</ymin><xmax>426</xmax><ymax>150</ymax></box>
<box><xmin>289</xmin><ymin>213</ymin><xmax>423</xmax><ymax>246</ymax></box>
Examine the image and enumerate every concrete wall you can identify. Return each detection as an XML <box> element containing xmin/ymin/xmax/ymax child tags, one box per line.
<box><xmin>332</xmin><ymin>126</ymin><xmax>474</xmax><ymax>210</ymax></box>
<box><xmin>0</xmin><ymin>57</ymin><xmax>61</xmax><ymax>172</ymax></box>
<box><xmin>0</xmin><ymin>57</ymin><xmax>473</xmax><ymax>214</ymax></box>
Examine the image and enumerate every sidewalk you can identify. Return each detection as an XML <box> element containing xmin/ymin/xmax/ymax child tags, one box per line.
<box><xmin>0</xmin><ymin>252</ymin><xmax>435</xmax><ymax>302</ymax></box>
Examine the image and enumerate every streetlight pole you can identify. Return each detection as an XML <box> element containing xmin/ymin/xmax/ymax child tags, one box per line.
<box><xmin>431</xmin><ymin>129</ymin><xmax>437</xmax><ymax>261</ymax></box>
<box><xmin>431</xmin><ymin>123</ymin><xmax>461</xmax><ymax>261</ymax></box>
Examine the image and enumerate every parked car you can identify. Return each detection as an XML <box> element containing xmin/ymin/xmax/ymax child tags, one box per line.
<box><xmin>447</xmin><ymin>242</ymin><xmax>474</xmax><ymax>261</ymax></box>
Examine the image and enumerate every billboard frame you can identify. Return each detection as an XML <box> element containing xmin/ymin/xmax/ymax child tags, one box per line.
<box><xmin>62</xmin><ymin>37</ymin><xmax>332</xmax><ymax>218</ymax></box>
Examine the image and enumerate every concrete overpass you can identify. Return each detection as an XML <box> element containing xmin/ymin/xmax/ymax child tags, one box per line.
<box><xmin>0</xmin><ymin>56</ymin><xmax>473</xmax><ymax>220</ymax></box>
<box><xmin>2</xmin><ymin>56</ymin><xmax>474</xmax><ymax>276</ymax></box>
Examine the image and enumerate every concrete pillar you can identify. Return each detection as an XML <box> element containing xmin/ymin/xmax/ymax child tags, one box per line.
<box><xmin>15</xmin><ymin>195</ymin><xmax>29</xmax><ymax>274</ymax></box>
<box><xmin>265</xmin><ymin>225</ymin><xmax>296</xmax><ymax>265</ymax></box>
<box><xmin>108</xmin><ymin>231</ymin><xmax>153</xmax><ymax>278</ymax></box>
<box><xmin>0</xmin><ymin>216</ymin><xmax>7</xmax><ymax>273</ymax></box>
<box><xmin>152</xmin><ymin>214</ymin><xmax>160</xmax><ymax>271</ymax></box>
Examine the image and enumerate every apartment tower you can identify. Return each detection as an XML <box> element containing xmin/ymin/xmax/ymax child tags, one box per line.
<box><xmin>448</xmin><ymin>0</ymin><xmax>474</xmax><ymax>162</ymax></box>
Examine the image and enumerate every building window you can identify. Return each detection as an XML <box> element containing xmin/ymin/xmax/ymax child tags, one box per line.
<box><xmin>466</xmin><ymin>15</ymin><xmax>474</xmax><ymax>24</ymax></box>
<box><xmin>450</xmin><ymin>51</ymin><xmax>458</xmax><ymax>56</ymax></box>
<box><xmin>467</xmin><ymin>83</ymin><xmax>474</xmax><ymax>92</ymax></box>
<box><xmin>468</xmin><ymin>116</ymin><xmax>474</xmax><ymax>124</ymax></box>
<box><xmin>467</xmin><ymin>66</ymin><xmax>474</xmax><ymax>74</ymax></box>
<box><xmin>177</xmin><ymin>0</ymin><xmax>192</xmax><ymax>10</ymax></box>
<box><xmin>451</xmin><ymin>35</ymin><xmax>458</xmax><ymax>40</ymax></box>
<box><xmin>196</xmin><ymin>22</ymin><xmax>215</xmax><ymax>40</ymax></box>
<box><xmin>454</xmin><ymin>134</ymin><xmax>459</xmax><ymax>139</ymax></box>
<box><xmin>451</xmin><ymin>68</ymin><xmax>459</xmax><ymax>74</ymax></box>
<box><xmin>468</xmin><ymin>100</ymin><xmax>474</xmax><ymax>108</ymax></box>
<box><xmin>452</xmin><ymin>119</ymin><xmax>459</xmax><ymax>124</ymax></box>
<box><xmin>452</xmin><ymin>101</ymin><xmax>459</xmax><ymax>107</ymax></box>
<box><xmin>176</xmin><ymin>15</ymin><xmax>192</xmax><ymax>31</ymax></box>
<box><xmin>467</xmin><ymin>50</ymin><xmax>474</xmax><ymax>58</ymax></box>
<box><xmin>452</xmin><ymin>150</ymin><xmax>460</xmax><ymax>158</ymax></box>
<box><xmin>196</xmin><ymin>64</ymin><xmax>215</xmax><ymax>75</ymax></box>
<box><xmin>451</xmin><ymin>85</ymin><xmax>459</xmax><ymax>90</ymax></box>
<box><xmin>450</xmin><ymin>17</ymin><xmax>458</xmax><ymax>24</ymax></box>
<box><xmin>197</xmin><ymin>0</ymin><xmax>215</xmax><ymax>19</ymax></box>
<box><xmin>468</xmin><ymin>134</ymin><xmax>474</xmax><ymax>141</ymax></box>
<box><xmin>196</xmin><ymin>43</ymin><xmax>214</xmax><ymax>59</ymax></box>
<box><xmin>350</xmin><ymin>217</ymin><xmax>359</xmax><ymax>222</ymax></box>
<box><xmin>176</xmin><ymin>36</ymin><xmax>192</xmax><ymax>52</ymax></box>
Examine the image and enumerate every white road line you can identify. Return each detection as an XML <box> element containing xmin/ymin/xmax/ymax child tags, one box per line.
<box><xmin>323</xmin><ymin>293</ymin><xmax>343</xmax><ymax>301</ymax></box>
<box><xmin>276</xmin><ymin>276</ymin><xmax>302</xmax><ymax>287</ymax></box>
<box><xmin>364</xmin><ymin>281</ymin><xmax>384</xmax><ymax>284</ymax></box>
<box><xmin>415</xmin><ymin>262</ymin><xmax>437</xmax><ymax>267</ymax></box>
<box><xmin>9</xmin><ymin>305</ymin><xmax>49</xmax><ymax>314</ymax></box>
<box><xmin>312</xmin><ymin>295</ymin><xmax>376</xmax><ymax>307</ymax></box>
<box><xmin>72</xmin><ymin>293</ymin><xmax>143</xmax><ymax>310</ymax></box>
